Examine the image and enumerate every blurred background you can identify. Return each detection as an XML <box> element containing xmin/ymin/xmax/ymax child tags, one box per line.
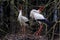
<box><xmin>0</xmin><ymin>0</ymin><xmax>60</xmax><ymax>40</ymax></box>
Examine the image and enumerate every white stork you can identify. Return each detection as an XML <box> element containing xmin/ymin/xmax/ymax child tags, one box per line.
<box><xmin>30</xmin><ymin>9</ymin><xmax>46</xmax><ymax>36</ymax></box>
<box><xmin>30</xmin><ymin>5</ymin><xmax>52</xmax><ymax>36</ymax></box>
<box><xmin>18</xmin><ymin>10</ymin><xmax>29</xmax><ymax>26</ymax></box>
<box><xmin>30</xmin><ymin>9</ymin><xmax>45</xmax><ymax>20</ymax></box>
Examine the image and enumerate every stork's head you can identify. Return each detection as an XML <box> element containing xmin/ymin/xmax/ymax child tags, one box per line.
<box><xmin>38</xmin><ymin>6</ymin><xmax>45</xmax><ymax>12</ymax></box>
<box><xmin>32</xmin><ymin>6</ymin><xmax>45</xmax><ymax>13</ymax></box>
<box><xmin>18</xmin><ymin>0</ymin><xmax>24</xmax><ymax>10</ymax></box>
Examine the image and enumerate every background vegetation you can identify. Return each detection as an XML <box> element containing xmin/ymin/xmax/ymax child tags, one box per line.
<box><xmin>0</xmin><ymin>0</ymin><xmax>60</xmax><ymax>40</ymax></box>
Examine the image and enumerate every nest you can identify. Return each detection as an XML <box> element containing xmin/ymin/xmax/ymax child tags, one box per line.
<box><xmin>3</xmin><ymin>33</ymin><xmax>48</xmax><ymax>40</ymax></box>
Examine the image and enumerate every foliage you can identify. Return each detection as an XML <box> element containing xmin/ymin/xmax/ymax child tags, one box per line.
<box><xmin>0</xmin><ymin>0</ymin><xmax>60</xmax><ymax>40</ymax></box>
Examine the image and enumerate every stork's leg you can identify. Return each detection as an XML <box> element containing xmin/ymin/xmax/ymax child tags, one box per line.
<box><xmin>21</xmin><ymin>24</ymin><xmax>24</xmax><ymax>34</ymax></box>
<box><xmin>34</xmin><ymin>24</ymin><xmax>43</xmax><ymax>36</ymax></box>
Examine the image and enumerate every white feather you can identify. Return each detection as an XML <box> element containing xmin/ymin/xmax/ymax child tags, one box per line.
<box><xmin>18</xmin><ymin>10</ymin><xmax>29</xmax><ymax>25</ymax></box>
<box><xmin>30</xmin><ymin>9</ymin><xmax>45</xmax><ymax>20</ymax></box>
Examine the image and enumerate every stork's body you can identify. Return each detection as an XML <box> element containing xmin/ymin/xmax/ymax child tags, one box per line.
<box><xmin>30</xmin><ymin>9</ymin><xmax>50</xmax><ymax>36</ymax></box>
<box><xmin>30</xmin><ymin>9</ymin><xmax>45</xmax><ymax>20</ymax></box>
<box><xmin>30</xmin><ymin>9</ymin><xmax>51</xmax><ymax>26</ymax></box>
<box><xmin>18</xmin><ymin>10</ymin><xmax>29</xmax><ymax>26</ymax></box>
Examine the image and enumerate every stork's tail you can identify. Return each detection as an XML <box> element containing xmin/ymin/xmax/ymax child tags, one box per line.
<box><xmin>25</xmin><ymin>21</ymin><xmax>30</xmax><ymax>26</ymax></box>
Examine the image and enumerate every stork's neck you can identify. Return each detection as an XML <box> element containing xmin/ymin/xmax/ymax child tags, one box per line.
<box><xmin>32</xmin><ymin>9</ymin><xmax>41</xmax><ymax>13</ymax></box>
<box><xmin>19</xmin><ymin>10</ymin><xmax>22</xmax><ymax>16</ymax></box>
<box><xmin>37</xmin><ymin>10</ymin><xmax>41</xmax><ymax>13</ymax></box>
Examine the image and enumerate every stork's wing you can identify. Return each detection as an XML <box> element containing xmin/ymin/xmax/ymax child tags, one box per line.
<box><xmin>30</xmin><ymin>9</ymin><xmax>45</xmax><ymax>20</ymax></box>
<box><xmin>21</xmin><ymin>16</ymin><xmax>29</xmax><ymax>22</ymax></box>
<box><xmin>30</xmin><ymin>9</ymin><xmax>38</xmax><ymax>18</ymax></box>
<box><xmin>34</xmin><ymin>13</ymin><xmax>45</xmax><ymax>20</ymax></box>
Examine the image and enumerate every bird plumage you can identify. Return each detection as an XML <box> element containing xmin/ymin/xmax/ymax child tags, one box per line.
<box><xmin>30</xmin><ymin>9</ymin><xmax>45</xmax><ymax>20</ymax></box>
<box><xmin>30</xmin><ymin>9</ymin><xmax>51</xmax><ymax>26</ymax></box>
<box><xmin>18</xmin><ymin>10</ymin><xmax>29</xmax><ymax>26</ymax></box>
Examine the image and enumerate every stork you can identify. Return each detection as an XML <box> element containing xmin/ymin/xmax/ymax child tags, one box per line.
<box><xmin>30</xmin><ymin>6</ymin><xmax>51</xmax><ymax>36</ymax></box>
<box><xmin>17</xmin><ymin>0</ymin><xmax>29</xmax><ymax>26</ymax></box>
<box><xmin>18</xmin><ymin>10</ymin><xmax>29</xmax><ymax>27</ymax></box>
<box><xmin>17</xmin><ymin>1</ymin><xmax>29</xmax><ymax>34</ymax></box>
<box><xmin>17</xmin><ymin>10</ymin><xmax>30</xmax><ymax>34</ymax></box>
